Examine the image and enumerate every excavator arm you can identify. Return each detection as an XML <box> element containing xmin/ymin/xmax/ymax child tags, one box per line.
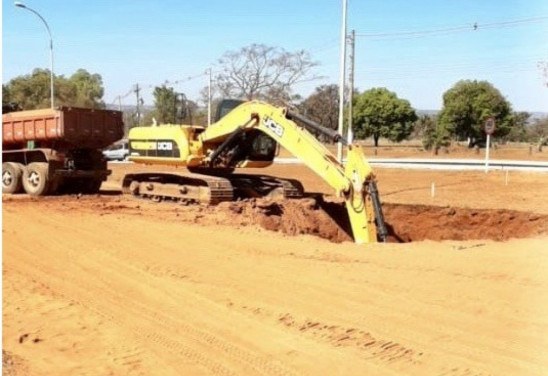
<box><xmin>200</xmin><ymin>101</ymin><xmax>387</xmax><ymax>243</ymax></box>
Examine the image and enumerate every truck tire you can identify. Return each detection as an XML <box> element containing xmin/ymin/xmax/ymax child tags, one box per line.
<box><xmin>2</xmin><ymin>162</ymin><xmax>24</xmax><ymax>194</ymax></box>
<box><xmin>22</xmin><ymin>162</ymin><xmax>50</xmax><ymax>196</ymax></box>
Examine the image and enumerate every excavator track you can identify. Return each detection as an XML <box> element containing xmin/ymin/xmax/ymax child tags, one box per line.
<box><xmin>121</xmin><ymin>172</ymin><xmax>304</xmax><ymax>205</ymax></box>
<box><xmin>122</xmin><ymin>172</ymin><xmax>234</xmax><ymax>205</ymax></box>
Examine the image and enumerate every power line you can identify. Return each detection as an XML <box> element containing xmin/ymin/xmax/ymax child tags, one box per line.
<box><xmin>111</xmin><ymin>71</ymin><xmax>210</xmax><ymax>105</ymax></box>
<box><xmin>356</xmin><ymin>16</ymin><xmax>548</xmax><ymax>40</ymax></box>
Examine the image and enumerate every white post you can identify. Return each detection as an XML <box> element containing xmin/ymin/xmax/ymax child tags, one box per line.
<box><xmin>337</xmin><ymin>0</ymin><xmax>348</xmax><ymax>163</ymax></box>
<box><xmin>485</xmin><ymin>134</ymin><xmax>491</xmax><ymax>173</ymax></box>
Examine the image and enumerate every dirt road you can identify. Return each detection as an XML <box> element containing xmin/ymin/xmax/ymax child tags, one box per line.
<box><xmin>3</xmin><ymin>167</ymin><xmax>548</xmax><ymax>375</ymax></box>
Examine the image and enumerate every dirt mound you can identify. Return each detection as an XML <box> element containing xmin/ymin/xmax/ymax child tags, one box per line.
<box><xmin>218</xmin><ymin>197</ymin><xmax>353</xmax><ymax>243</ymax></box>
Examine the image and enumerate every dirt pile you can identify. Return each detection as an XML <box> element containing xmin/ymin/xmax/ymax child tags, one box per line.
<box><xmin>218</xmin><ymin>197</ymin><xmax>353</xmax><ymax>242</ymax></box>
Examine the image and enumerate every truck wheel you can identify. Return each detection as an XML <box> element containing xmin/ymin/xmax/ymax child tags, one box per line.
<box><xmin>22</xmin><ymin>162</ymin><xmax>50</xmax><ymax>196</ymax></box>
<box><xmin>2</xmin><ymin>162</ymin><xmax>24</xmax><ymax>194</ymax></box>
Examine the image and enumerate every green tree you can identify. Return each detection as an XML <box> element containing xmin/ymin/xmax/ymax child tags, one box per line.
<box><xmin>151</xmin><ymin>85</ymin><xmax>190</xmax><ymax>124</ymax></box>
<box><xmin>3</xmin><ymin>68</ymin><xmax>105</xmax><ymax>110</ymax></box>
<box><xmin>353</xmin><ymin>87</ymin><xmax>417</xmax><ymax>147</ymax></box>
<box><xmin>505</xmin><ymin>111</ymin><xmax>530</xmax><ymax>142</ymax></box>
<box><xmin>438</xmin><ymin>80</ymin><xmax>513</xmax><ymax>146</ymax></box>
<box><xmin>69</xmin><ymin>69</ymin><xmax>105</xmax><ymax>108</ymax></box>
<box><xmin>3</xmin><ymin>69</ymin><xmax>55</xmax><ymax>109</ymax></box>
<box><xmin>418</xmin><ymin>115</ymin><xmax>451</xmax><ymax>154</ymax></box>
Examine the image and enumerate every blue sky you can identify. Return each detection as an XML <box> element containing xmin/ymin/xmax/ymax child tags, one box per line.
<box><xmin>3</xmin><ymin>0</ymin><xmax>548</xmax><ymax>111</ymax></box>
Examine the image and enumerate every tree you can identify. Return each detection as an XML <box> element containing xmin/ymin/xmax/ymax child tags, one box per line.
<box><xmin>215</xmin><ymin>44</ymin><xmax>319</xmax><ymax>103</ymax></box>
<box><xmin>68</xmin><ymin>69</ymin><xmax>105</xmax><ymax>108</ymax></box>
<box><xmin>438</xmin><ymin>80</ymin><xmax>513</xmax><ymax>146</ymax></box>
<box><xmin>300</xmin><ymin>84</ymin><xmax>339</xmax><ymax>132</ymax></box>
<box><xmin>3</xmin><ymin>68</ymin><xmax>105</xmax><ymax>110</ymax></box>
<box><xmin>150</xmin><ymin>85</ymin><xmax>192</xmax><ymax>124</ymax></box>
<box><xmin>353</xmin><ymin>88</ymin><xmax>417</xmax><ymax>147</ymax></box>
<box><xmin>418</xmin><ymin>115</ymin><xmax>451</xmax><ymax>154</ymax></box>
<box><xmin>527</xmin><ymin>117</ymin><xmax>548</xmax><ymax>148</ymax></box>
<box><xmin>3</xmin><ymin>69</ymin><xmax>56</xmax><ymax>109</ymax></box>
<box><xmin>505</xmin><ymin>111</ymin><xmax>530</xmax><ymax>142</ymax></box>
<box><xmin>151</xmin><ymin>85</ymin><xmax>178</xmax><ymax>124</ymax></box>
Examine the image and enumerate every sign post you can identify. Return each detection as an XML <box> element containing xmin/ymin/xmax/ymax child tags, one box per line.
<box><xmin>484</xmin><ymin>118</ymin><xmax>496</xmax><ymax>173</ymax></box>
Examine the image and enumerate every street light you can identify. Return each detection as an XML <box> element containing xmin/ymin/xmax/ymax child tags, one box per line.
<box><xmin>15</xmin><ymin>1</ymin><xmax>55</xmax><ymax>109</ymax></box>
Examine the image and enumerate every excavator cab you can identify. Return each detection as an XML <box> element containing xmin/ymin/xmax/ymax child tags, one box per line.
<box><xmin>210</xmin><ymin>99</ymin><xmax>278</xmax><ymax>167</ymax></box>
<box><xmin>214</xmin><ymin>99</ymin><xmax>245</xmax><ymax>123</ymax></box>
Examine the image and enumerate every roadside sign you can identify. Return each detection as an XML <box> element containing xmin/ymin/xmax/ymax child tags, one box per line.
<box><xmin>484</xmin><ymin>117</ymin><xmax>496</xmax><ymax>135</ymax></box>
<box><xmin>484</xmin><ymin>118</ymin><xmax>495</xmax><ymax>173</ymax></box>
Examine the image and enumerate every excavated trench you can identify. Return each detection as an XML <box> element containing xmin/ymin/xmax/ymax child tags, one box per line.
<box><xmin>5</xmin><ymin>194</ymin><xmax>547</xmax><ymax>243</ymax></box>
<box><xmin>215</xmin><ymin>196</ymin><xmax>548</xmax><ymax>243</ymax></box>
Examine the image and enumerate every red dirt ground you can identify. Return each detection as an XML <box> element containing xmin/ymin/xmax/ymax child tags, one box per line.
<box><xmin>3</xmin><ymin>162</ymin><xmax>548</xmax><ymax>375</ymax></box>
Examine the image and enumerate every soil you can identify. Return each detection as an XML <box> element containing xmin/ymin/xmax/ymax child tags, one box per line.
<box><xmin>3</xmin><ymin>162</ymin><xmax>548</xmax><ymax>375</ymax></box>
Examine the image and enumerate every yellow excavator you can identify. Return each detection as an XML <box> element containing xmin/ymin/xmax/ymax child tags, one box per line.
<box><xmin>124</xmin><ymin>100</ymin><xmax>387</xmax><ymax>243</ymax></box>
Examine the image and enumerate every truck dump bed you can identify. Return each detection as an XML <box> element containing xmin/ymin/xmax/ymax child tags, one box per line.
<box><xmin>2</xmin><ymin>106</ymin><xmax>124</xmax><ymax>149</ymax></box>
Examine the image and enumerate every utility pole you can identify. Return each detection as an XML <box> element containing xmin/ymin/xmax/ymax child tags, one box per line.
<box><xmin>207</xmin><ymin>68</ymin><xmax>212</xmax><ymax>126</ymax></box>
<box><xmin>173</xmin><ymin>92</ymin><xmax>178</xmax><ymax>124</ymax></box>
<box><xmin>347</xmin><ymin>29</ymin><xmax>355</xmax><ymax>144</ymax></box>
<box><xmin>337</xmin><ymin>0</ymin><xmax>348</xmax><ymax>162</ymax></box>
<box><xmin>134</xmin><ymin>83</ymin><xmax>141</xmax><ymax>126</ymax></box>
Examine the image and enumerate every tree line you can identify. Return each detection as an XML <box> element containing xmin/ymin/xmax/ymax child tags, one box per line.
<box><xmin>3</xmin><ymin>44</ymin><xmax>547</xmax><ymax>149</ymax></box>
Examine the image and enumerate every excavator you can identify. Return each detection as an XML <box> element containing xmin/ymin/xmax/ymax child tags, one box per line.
<box><xmin>123</xmin><ymin>100</ymin><xmax>387</xmax><ymax>244</ymax></box>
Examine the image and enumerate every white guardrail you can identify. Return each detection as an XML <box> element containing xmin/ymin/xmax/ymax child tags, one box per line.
<box><xmin>112</xmin><ymin>158</ymin><xmax>548</xmax><ymax>172</ymax></box>
<box><xmin>273</xmin><ymin>158</ymin><xmax>548</xmax><ymax>172</ymax></box>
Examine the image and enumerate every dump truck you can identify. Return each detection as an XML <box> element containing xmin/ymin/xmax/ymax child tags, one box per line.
<box><xmin>2</xmin><ymin>106</ymin><xmax>124</xmax><ymax>195</ymax></box>
<box><xmin>124</xmin><ymin>99</ymin><xmax>387</xmax><ymax>243</ymax></box>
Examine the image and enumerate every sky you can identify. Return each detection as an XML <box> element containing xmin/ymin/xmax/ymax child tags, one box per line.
<box><xmin>2</xmin><ymin>0</ymin><xmax>548</xmax><ymax>112</ymax></box>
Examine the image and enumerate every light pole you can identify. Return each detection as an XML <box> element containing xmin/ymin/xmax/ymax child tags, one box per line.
<box><xmin>15</xmin><ymin>1</ymin><xmax>55</xmax><ymax>109</ymax></box>
<box><xmin>337</xmin><ymin>0</ymin><xmax>348</xmax><ymax>162</ymax></box>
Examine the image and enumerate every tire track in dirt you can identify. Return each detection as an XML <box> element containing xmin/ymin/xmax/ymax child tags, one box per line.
<box><xmin>4</xmin><ymin>215</ymin><xmax>301</xmax><ymax>376</ymax></box>
<box><xmin>276</xmin><ymin>314</ymin><xmax>419</xmax><ymax>365</ymax></box>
